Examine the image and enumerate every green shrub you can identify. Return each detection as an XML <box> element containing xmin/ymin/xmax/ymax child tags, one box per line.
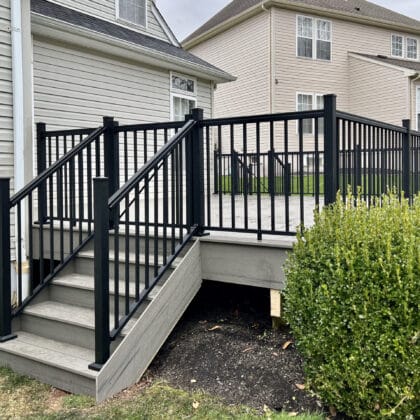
<box><xmin>284</xmin><ymin>193</ymin><xmax>420</xmax><ymax>419</ymax></box>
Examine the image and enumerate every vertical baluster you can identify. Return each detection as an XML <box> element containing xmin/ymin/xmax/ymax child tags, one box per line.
<box><xmin>163</xmin><ymin>156</ymin><xmax>168</xmax><ymax>265</ymax></box>
<box><xmin>58</xmin><ymin>168</ymin><xmax>64</xmax><ymax>264</ymax></box>
<box><xmin>87</xmin><ymin>143</ymin><xmax>92</xmax><ymax>235</ymax></box>
<box><xmin>17</xmin><ymin>202</ymin><xmax>22</xmax><ymax>306</ymax></box>
<box><xmin>49</xmin><ymin>174</ymin><xmax>54</xmax><ymax>274</ymax></box>
<box><xmin>314</xmin><ymin>119</ymin><xmax>320</xmax><ymax>208</ymax></box>
<box><xmin>298</xmin><ymin>120</ymin><xmax>305</xmax><ymax>228</ymax></box>
<box><xmin>134</xmin><ymin>187</ymin><xmax>140</xmax><ymax>301</ymax></box>
<box><xmin>206</xmin><ymin>127</ymin><xmax>211</xmax><ymax>228</ymax></box>
<box><xmin>230</xmin><ymin>124</ymin><xmax>235</xmax><ymax>229</ymax></box>
<box><xmin>154</xmin><ymin>165</ymin><xmax>159</xmax><ymax>277</ymax></box>
<box><xmin>179</xmin><ymin>142</ymin><xmax>184</xmax><ymax>242</ymax></box>
<box><xmin>78</xmin><ymin>150</ymin><xmax>84</xmax><ymax>244</ymax></box>
<box><xmin>171</xmin><ymin>150</ymin><xmax>176</xmax><ymax>254</ymax></box>
<box><xmin>28</xmin><ymin>193</ymin><xmax>34</xmax><ymax>295</ymax></box>
<box><xmin>256</xmin><ymin>122</ymin><xmax>262</xmax><ymax>240</ymax></box>
<box><xmin>114</xmin><ymin>211</ymin><xmax>120</xmax><ymax>331</ymax></box>
<box><xmin>243</xmin><ymin>124</ymin><xmax>248</xmax><ymax>230</ymax></box>
<box><xmin>284</xmin><ymin>121</ymin><xmax>290</xmax><ymax>233</ymax></box>
<box><xmin>125</xmin><ymin>195</ymin><xmax>130</xmax><ymax>316</ymax></box>
<box><xmin>124</xmin><ymin>131</ymin><xmax>128</xmax><ymax>183</ymax></box>
<box><xmin>144</xmin><ymin>176</ymin><xmax>150</xmax><ymax>289</ymax></box>
<box><xmin>218</xmin><ymin>126</ymin><xmax>223</xmax><ymax>227</ymax></box>
<box><xmin>69</xmin><ymin>157</ymin><xmax>75</xmax><ymax>253</ymax></box>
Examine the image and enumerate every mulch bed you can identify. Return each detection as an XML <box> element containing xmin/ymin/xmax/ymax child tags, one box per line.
<box><xmin>149</xmin><ymin>281</ymin><xmax>328</xmax><ymax>415</ymax></box>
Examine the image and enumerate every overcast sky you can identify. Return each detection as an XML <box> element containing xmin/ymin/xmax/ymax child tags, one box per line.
<box><xmin>157</xmin><ymin>0</ymin><xmax>420</xmax><ymax>41</ymax></box>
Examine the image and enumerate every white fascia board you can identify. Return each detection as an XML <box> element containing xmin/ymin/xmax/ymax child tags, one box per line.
<box><xmin>348</xmin><ymin>52</ymin><xmax>417</xmax><ymax>77</ymax></box>
<box><xmin>31</xmin><ymin>13</ymin><xmax>235</xmax><ymax>84</ymax></box>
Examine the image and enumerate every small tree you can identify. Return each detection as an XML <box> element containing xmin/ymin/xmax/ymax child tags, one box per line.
<box><xmin>284</xmin><ymin>194</ymin><xmax>420</xmax><ymax>419</ymax></box>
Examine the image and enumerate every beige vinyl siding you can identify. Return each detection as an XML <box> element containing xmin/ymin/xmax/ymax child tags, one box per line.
<box><xmin>52</xmin><ymin>0</ymin><xmax>171</xmax><ymax>43</ymax></box>
<box><xmin>190</xmin><ymin>12</ymin><xmax>270</xmax><ymax>119</ymax></box>
<box><xmin>411</xmin><ymin>81</ymin><xmax>420</xmax><ymax>131</ymax></box>
<box><xmin>348</xmin><ymin>56</ymin><xmax>409</xmax><ymax>126</ymax></box>
<box><xmin>0</xmin><ymin>0</ymin><xmax>14</xmax><ymax>183</ymax></box>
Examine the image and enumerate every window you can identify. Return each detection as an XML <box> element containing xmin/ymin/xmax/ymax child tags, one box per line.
<box><xmin>297</xmin><ymin>16</ymin><xmax>331</xmax><ymax>61</ymax></box>
<box><xmin>297</xmin><ymin>93</ymin><xmax>324</xmax><ymax>135</ymax></box>
<box><xmin>407</xmin><ymin>38</ymin><xmax>418</xmax><ymax>59</ymax></box>
<box><xmin>170</xmin><ymin>72</ymin><xmax>197</xmax><ymax>121</ymax></box>
<box><xmin>391</xmin><ymin>35</ymin><xmax>403</xmax><ymax>57</ymax></box>
<box><xmin>417</xmin><ymin>87</ymin><xmax>420</xmax><ymax>132</ymax></box>
<box><xmin>118</xmin><ymin>0</ymin><xmax>146</xmax><ymax>27</ymax></box>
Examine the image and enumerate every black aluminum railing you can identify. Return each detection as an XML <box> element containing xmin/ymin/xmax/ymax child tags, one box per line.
<box><xmin>89</xmin><ymin>112</ymin><xmax>203</xmax><ymax>369</ymax></box>
<box><xmin>0</xmin><ymin>125</ymin><xmax>106</xmax><ymax>342</ymax></box>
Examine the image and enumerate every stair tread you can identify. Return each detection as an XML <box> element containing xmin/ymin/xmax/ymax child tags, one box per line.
<box><xmin>76</xmin><ymin>250</ymin><xmax>182</xmax><ymax>267</ymax></box>
<box><xmin>0</xmin><ymin>331</ymin><xmax>97</xmax><ymax>379</ymax></box>
<box><xmin>53</xmin><ymin>273</ymin><xmax>161</xmax><ymax>299</ymax></box>
<box><xmin>24</xmin><ymin>301</ymin><xmax>138</xmax><ymax>335</ymax></box>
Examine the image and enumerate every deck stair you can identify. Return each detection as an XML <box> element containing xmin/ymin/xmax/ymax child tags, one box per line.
<box><xmin>0</xmin><ymin>228</ymin><xmax>201</xmax><ymax>401</ymax></box>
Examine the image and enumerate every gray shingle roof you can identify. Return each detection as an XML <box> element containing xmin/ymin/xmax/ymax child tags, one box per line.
<box><xmin>31</xmin><ymin>0</ymin><xmax>233</xmax><ymax>80</ymax></box>
<box><xmin>352</xmin><ymin>53</ymin><xmax>420</xmax><ymax>72</ymax></box>
<box><xmin>183</xmin><ymin>0</ymin><xmax>420</xmax><ymax>44</ymax></box>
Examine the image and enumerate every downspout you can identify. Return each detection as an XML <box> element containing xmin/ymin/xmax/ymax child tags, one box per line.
<box><xmin>261</xmin><ymin>1</ymin><xmax>274</xmax><ymax>114</ymax></box>
<box><xmin>412</xmin><ymin>73</ymin><xmax>420</xmax><ymax>130</ymax></box>
<box><xmin>11</xmin><ymin>0</ymin><xmax>27</xmax><ymax>298</ymax></box>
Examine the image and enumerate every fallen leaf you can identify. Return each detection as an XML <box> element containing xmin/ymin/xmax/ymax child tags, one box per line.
<box><xmin>242</xmin><ymin>347</ymin><xmax>253</xmax><ymax>353</ymax></box>
<box><xmin>190</xmin><ymin>379</ymin><xmax>197</xmax><ymax>383</ymax></box>
<box><xmin>272</xmin><ymin>352</ymin><xmax>279</xmax><ymax>357</ymax></box>
<box><xmin>263</xmin><ymin>404</ymin><xmax>270</xmax><ymax>413</ymax></box>
<box><xmin>208</xmin><ymin>325</ymin><xmax>222</xmax><ymax>331</ymax></box>
<box><xmin>288</xmin><ymin>413</ymin><xmax>298</xmax><ymax>417</ymax></box>
<box><xmin>374</xmin><ymin>403</ymin><xmax>381</xmax><ymax>411</ymax></box>
<box><xmin>295</xmin><ymin>384</ymin><xmax>305</xmax><ymax>390</ymax></box>
<box><xmin>282</xmin><ymin>341</ymin><xmax>293</xmax><ymax>350</ymax></box>
<box><xmin>192</xmin><ymin>401</ymin><xmax>200</xmax><ymax>409</ymax></box>
<box><xmin>329</xmin><ymin>406</ymin><xmax>337</xmax><ymax>417</ymax></box>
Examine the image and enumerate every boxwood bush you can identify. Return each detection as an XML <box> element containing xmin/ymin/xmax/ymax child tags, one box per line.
<box><xmin>284</xmin><ymin>194</ymin><xmax>419</xmax><ymax>419</ymax></box>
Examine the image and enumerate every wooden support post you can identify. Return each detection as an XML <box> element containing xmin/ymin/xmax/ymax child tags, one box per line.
<box><xmin>270</xmin><ymin>289</ymin><xmax>284</xmax><ymax>330</ymax></box>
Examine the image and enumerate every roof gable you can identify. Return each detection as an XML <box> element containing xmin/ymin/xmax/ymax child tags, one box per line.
<box><xmin>183</xmin><ymin>0</ymin><xmax>420</xmax><ymax>46</ymax></box>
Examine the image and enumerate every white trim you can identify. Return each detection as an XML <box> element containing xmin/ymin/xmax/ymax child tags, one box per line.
<box><xmin>296</xmin><ymin>14</ymin><xmax>332</xmax><ymax>62</ymax></box>
<box><xmin>416</xmin><ymin>86</ymin><xmax>420</xmax><ymax>132</ymax></box>
<box><xmin>150</xmin><ymin>2</ymin><xmax>180</xmax><ymax>46</ymax></box>
<box><xmin>116</xmin><ymin>0</ymin><xmax>148</xmax><ymax>30</ymax></box>
<box><xmin>391</xmin><ymin>33</ymin><xmax>404</xmax><ymax>58</ymax></box>
<box><xmin>406</xmin><ymin>37</ymin><xmax>419</xmax><ymax>60</ymax></box>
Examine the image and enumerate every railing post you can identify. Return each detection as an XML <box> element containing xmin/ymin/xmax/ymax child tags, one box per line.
<box><xmin>402</xmin><ymin>120</ymin><xmax>412</xmax><ymax>200</ymax></box>
<box><xmin>103</xmin><ymin>117</ymin><xmax>119</xmax><ymax>227</ymax></box>
<box><xmin>89</xmin><ymin>178</ymin><xmax>110</xmax><ymax>371</ymax></box>
<box><xmin>36</xmin><ymin>123</ymin><xmax>47</xmax><ymax>223</ymax></box>
<box><xmin>323</xmin><ymin>94</ymin><xmax>338</xmax><ymax>205</ymax></box>
<box><xmin>190</xmin><ymin>108</ymin><xmax>205</xmax><ymax>236</ymax></box>
<box><xmin>0</xmin><ymin>179</ymin><xmax>17</xmax><ymax>342</ymax></box>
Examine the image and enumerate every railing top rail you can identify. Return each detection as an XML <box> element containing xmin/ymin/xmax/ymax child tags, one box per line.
<box><xmin>201</xmin><ymin>110</ymin><xmax>324</xmax><ymax>126</ymax></box>
<box><xmin>44</xmin><ymin>127</ymin><xmax>97</xmax><ymax>138</ymax></box>
<box><xmin>411</xmin><ymin>128</ymin><xmax>420</xmax><ymax>137</ymax></box>
<box><xmin>10</xmin><ymin>126</ymin><xmax>105</xmax><ymax>207</ymax></box>
<box><xmin>114</xmin><ymin>121</ymin><xmax>185</xmax><ymax>133</ymax></box>
<box><xmin>108</xmin><ymin>119</ymin><xmax>196</xmax><ymax>209</ymax></box>
<box><xmin>336</xmin><ymin>111</ymin><xmax>408</xmax><ymax>134</ymax></box>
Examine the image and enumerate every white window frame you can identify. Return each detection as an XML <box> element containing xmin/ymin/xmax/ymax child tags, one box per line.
<box><xmin>296</xmin><ymin>15</ymin><xmax>332</xmax><ymax>62</ymax></box>
<box><xmin>406</xmin><ymin>37</ymin><xmax>418</xmax><ymax>60</ymax></box>
<box><xmin>416</xmin><ymin>86</ymin><xmax>420</xmax><ymax>132</ymax></box>
<box><xmin>170</xmin><ymin>72</ymin><xmax>197</xmax><ymax>121</ymax></box>
<box><xmin>116</xmin><ymin>0</ymin><xmax>148</xmax><ymax>29</ymax></box>
<box><xmin>391</xmin><ymin>34</ymin><xmax>404</xmax><ymax>58</ymax></box>
<box><xmin>296</xmin><ymin>92</ymin><xmax>325</xmax><ymax>136</ymax></box>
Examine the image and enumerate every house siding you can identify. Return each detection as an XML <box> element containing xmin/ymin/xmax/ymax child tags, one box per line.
<box><xmin>0</xmin><ymin>0</ymin><xmax>14</xmax><ymax>183</ymax></box>
<box><xmin>272</xmin><ymin>7</ymin><xmax>417</xmax><ymax>120</ymax></box>
<box><xmin>50</xmin><ymin>0</ymin><xmax>171</xmax><ymax>43</ymax></box>
<box><xmin>33</xmin><ymin>37</ymin><xmax>211</xmax><ymax>129</ymax></box>
<box><xmin>189</xmin><ymin>12</ymin><xmax>270</xmax><ymax>118</ymax></box>
<box><xmin>348</xmin><ymin>56</ymin><xmax>409</xmax><ymax>126</ymax></box>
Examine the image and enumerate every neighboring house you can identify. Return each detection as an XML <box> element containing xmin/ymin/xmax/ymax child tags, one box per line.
<box><xmin>183</xmin><ymin>0</ymin><xmax>420</xmax><ymax>148</ymax></box>
<box><xmin>0</xmin><ymin>0</ymin><xmax>234</xmax><ymax>196</ymax></box>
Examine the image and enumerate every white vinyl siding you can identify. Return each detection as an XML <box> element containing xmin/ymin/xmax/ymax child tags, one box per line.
<box><xmin>297</xmin><ymin>15</ymin><xmax>331</xmax><ymax>61</ymax></box>
<box><xmin>417</xmin><ymin>87</ymin><xmax>420</xmax><ymax>132</ymax></box>
<box><xmin>33</xmin><ymin>39</ymin><xmax>212</xmax><ymax>129</ymax></box>
<box><xmin>391</xmin><ymin>34</ymin><xmax>403</xmax><ymax>57</ymax></box>
<box><xmin>52</xmin><ymin>0</ymin><xmax>171</xmax><ymax>42</ymax></box>
<box><xmin>0</xmin><ymin>0</ymin><xmax>14</xmax><ymax>182</ymax></box>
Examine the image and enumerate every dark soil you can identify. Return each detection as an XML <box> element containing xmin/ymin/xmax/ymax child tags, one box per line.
<box><xmin>149</xmin><ymin>281</ymin><xmax>325</xmax><ymax>415</ymax></box>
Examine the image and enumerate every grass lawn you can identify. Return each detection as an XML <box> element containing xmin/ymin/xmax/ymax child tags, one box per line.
<box><xmin>0</xmin><ymin>367</ymin><xmax>324</xmax><ymax>419</ymax></box>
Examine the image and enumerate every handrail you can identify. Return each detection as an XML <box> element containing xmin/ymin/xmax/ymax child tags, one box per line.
<box><xmin>10</xmin><ymin>126</ymin><xmax>105</xmax><ymax>206</ymax></box>
<box><xmin>336</xmin><ymin>111</ymin><xmax>408</xmax><ymax>134</ymax></box>
<box><xmin>114</xmin><ymin>120</ymin><xmax>185</xmax><ymax>133</ymax></box>
<box><xmin>201</xmin><ymin>109</ymin><xmax>324</xmax><ymax>126</ymax></box>
<box><xmin>109</xmin><ymin>119</ymin><xmax>196</xmax><ymax>209</ymax></box>
<box><xmin>45</xmin><ymin>127</ymin><xmax>96</xmax><ymax>138</ymax></box>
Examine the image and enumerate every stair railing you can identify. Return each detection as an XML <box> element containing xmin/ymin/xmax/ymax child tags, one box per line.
<box><xmin>0</xmin><ymin>123</ymin><xmax>109</xmax><ymax>342</ymax></box>
<box><xmin>90</xmin><ymin>110</ymin><xmax>204</xmax><ymax>370</ymax></box>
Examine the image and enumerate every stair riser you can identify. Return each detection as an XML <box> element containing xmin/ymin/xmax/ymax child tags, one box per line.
<box><xmin>49</xmin><ymin>283</ymin><xmax>149</xmax><ymax>313</ymax></box>
<box><xmin>67</xmin><ymin>258</ymin><xmax>174</xmax><ymax>282</ymax></box>
<box><xmin>0</xmin><ymin>350</ymin><xmax>96</xmax><ymax>397</ymax></box>
<box><xmin>20</xmin><ymin>314</ymin><xmax>123</xmax><ymax>352</ymax></box>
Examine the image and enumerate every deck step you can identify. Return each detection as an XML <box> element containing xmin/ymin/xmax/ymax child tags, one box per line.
<box><xmin>0</xmin><ymin>331</ymin><xmax>97</xmax><ymax>396</ymax></box>
<box><xmin>21</xmin><ymin>301</ymin><xmax>142</xmax><ymax>351</ymax></box>
<box><xmin>50</xmin><ymin>273</ymin><xmax>161</xmax><ymax>310</ymax></box>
